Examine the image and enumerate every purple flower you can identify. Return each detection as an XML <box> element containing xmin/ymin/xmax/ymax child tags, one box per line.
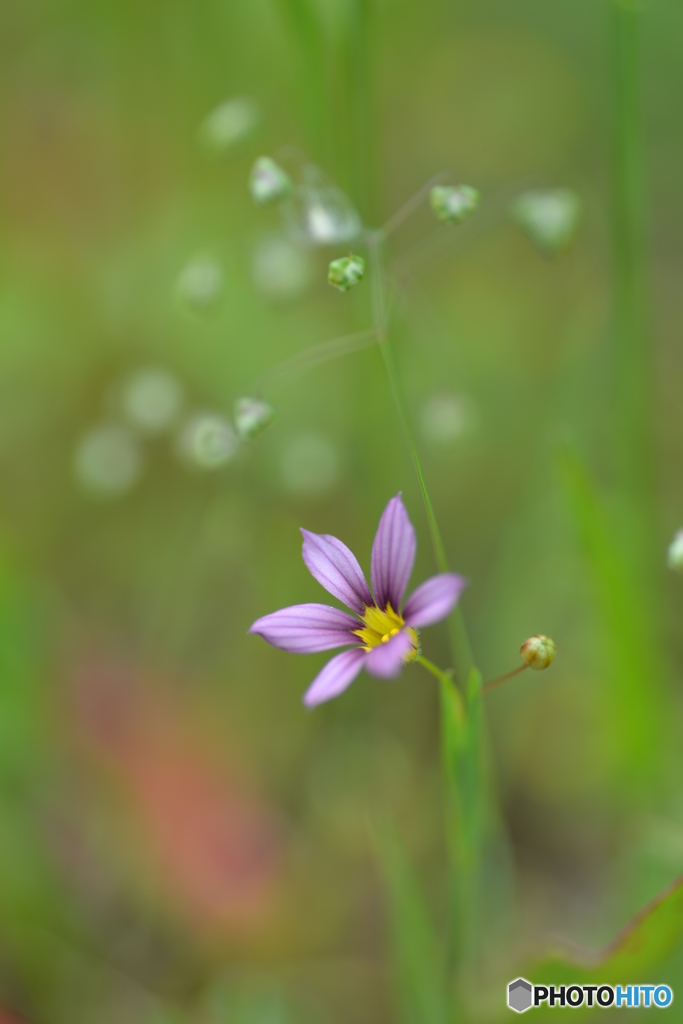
<box><xmin>249</xmin><ymin>494</ymin><xmax>467</xmax><ymax>707</ymax></box>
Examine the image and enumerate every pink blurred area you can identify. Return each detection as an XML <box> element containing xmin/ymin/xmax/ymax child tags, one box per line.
<box><xmin>72</xmin><ymin>662</ymin><xmax>282</xmax><ymax>936</ymax></box>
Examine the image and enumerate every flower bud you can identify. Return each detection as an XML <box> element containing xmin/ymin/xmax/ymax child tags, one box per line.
<box><xmin>430</xmin><ymin>185</ymin><xmax>480</xmax><ymax>225</ymax></box>
<box><xmin>510</xmin><ymin>189</ymin><xmax>580</xmax><ymax>258</ymax></box>
<box><xmin>234</xmin><ymin>397</ymin><xmax>275</xmax><ymax>440</ymax></box>
<box><xmin>249</xmin><ymin>157</ymin><xmax>292</xmax><ymax>206</ymax></box>
<box><xmin>327</xmin><ymin>254</ymin><xmax>366</xmax><ymax>292</ymax></box>
<box><xmin>520</xmin><ymin>635</ymin><xmax>556</xmax><ymax>670</ymax></box>
<box><xmin>666</xmin><ymin>530</ymin><xmax>683</xmax><ymax>573</ymax></box>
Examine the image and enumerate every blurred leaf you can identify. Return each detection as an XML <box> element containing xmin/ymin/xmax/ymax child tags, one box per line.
<box><xmin>276</xmin><ymin>0</ymin><xmax>330</xmax><ymax>160</ymax></box>
<box><xmin>201</xmin><ymin>977</ymin><xmax>292</xmax><ymax>1024</ymax></box>
<box><xmin>439</xmin><ymin>669</ymin><xmax>485</xmax><ymax>972</ymax></box>
<box><xmin>556</xmin><ymin>445</ymin><xmax>664</xmax><ymax>785</ymax></box>
<box><xmin>337</xmin><ymin>0</ymin><xmax>375</xmax><ymax>218</ymax></box>
<box><xmin>528</xmin><ymin>872</ymin><xmax>683</xmax><ymax>989</ymax></box>
<box><xmin>0</xmin><ymin>550</ymin><xmax>65</xmax><ymax>943</ymax></box>
<box><xmin>373</xmin><ymin>820</ymin><xmax>450</xmax><ymax>1024</ymax></box>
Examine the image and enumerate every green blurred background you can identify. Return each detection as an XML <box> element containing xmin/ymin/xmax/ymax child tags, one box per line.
<box><xmin>1</xmin><ymin>0</ymin><xmax>683</xmax><ymax>1020</ymax></box>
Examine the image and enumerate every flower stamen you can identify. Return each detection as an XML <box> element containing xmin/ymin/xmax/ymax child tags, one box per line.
<box><xmin>353</xmin><ymin>606</ymin><xmax>418</xmax><ymax>662</ymax></box>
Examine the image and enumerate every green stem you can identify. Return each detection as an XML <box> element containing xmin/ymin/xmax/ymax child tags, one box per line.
<box><xmin>377</xmin><ymin>172</ymin><xmax>451</xmax><ymax>240</ymax></box>
<box><xmin>417</xmin><ymin>653</ymin><xmax>454</xmax><ymax>688</ymax></box>
<box><xmin>368</xmin><ymin>232</ymin><xmax>474</xmax><ymax>685</ymax></box>
<box><xmin>611</xmin><ymin>0</ymin><xmax>652</xmax><ymax>569</ymax></box>
<box><xmin>255</xmin><ymin>328</ymin><xmax>378</xmax><ymax>394</ymax></box>
<box><xmin>482</xmin><ymin>663</ymin><xmax>527</xmax><ymax>695</ymax></box>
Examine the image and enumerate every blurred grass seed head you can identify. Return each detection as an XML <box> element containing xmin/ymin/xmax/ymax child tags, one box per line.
<box><xmin>430</xmin><ymin>184</ymin><xmax>480</xmax><ymax>224</ymax></box>
<box><xmin>421</xmin><ymin>393</ymin><xmax>479</xmax><ymax>444</ymax></box>
<box><xmin>327</xmin><ymin>253</ymin><xmax>366</xmax><ymax>292</ymax></box>
<box><xmin>234</xmin><ymin>397</ymin><xmax>276</xmax><ymax>440</ymax></box>
<box><xmin>74</xmin><ymin>424</ymin><xmax>144</xmax><ymax>498</ymax></box>
<box><xmin>666</xmin><ymin>530</ymin><xmax>683</xmax><ymax>572</ymax></box>
<box><xmin>199</xmin><ymin>96</ymin><xmax>259</xmax><ymax>153</ymax></box>
<box><xmin>178</xmin><ymin>413</ymin><xmax>239</xmax><ymax>470</ymax></box>
<box><xmin>249</xmin><ymin>157</ymin><xmax>292</xmax><ymax>206</ymax></box>
<box><xmin>176</xmin><ymin>256</ymin><xmax>224</xmax><ymax>311</ymax></box>
<box><xmin>511</xmin><ymin>188</ymin><xmax>581</xmax><ymax>258</ymax></box>
<box><xmin>122</xmin><ymin>368</ymin><xmax>184</xmax><ymax>436</ymax></box>
<box><xmin>281</xmin><ymin>165</ymin><xmax>362</xmax><ymax>247</ymax></box>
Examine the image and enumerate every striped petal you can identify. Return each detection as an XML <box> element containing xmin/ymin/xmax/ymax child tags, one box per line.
<box><xmin>364</xmin><ymin>630</ymin><xmax>413</xmax><ymax>679</ymax></box>
<box><xmin>403</xmin><ymin>573</ymin><xmax>467</xmax><ymax>629</ymax></box>
<box><xmin>301</xmin><ymin>529</ymin><xmax>373</xmax><ymax>614</ymax></box>
<box><xmin>249</xmin><ymin>603</ymin><xmax>360</xmax><ymax>653</ymax></box>
<box><xmin>371</xmin><ymin>494</ymin><xmax>416</xmax><ymax>611</ymax></box>
<box><xmin>303</xmin><ymin>648</ymin><xmax>366</xmax><ymax>707</ymax></box>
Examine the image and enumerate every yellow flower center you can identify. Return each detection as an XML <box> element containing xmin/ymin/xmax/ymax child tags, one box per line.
<box><xmin>353</xmin><ymin>603</ymin><xmax>418</xmax><ymax>662</ymax></box>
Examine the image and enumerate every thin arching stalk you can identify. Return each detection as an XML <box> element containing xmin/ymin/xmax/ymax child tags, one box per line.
<box><xmin>255</xmin><ymin>329</ymin><xmax>379</xmax><ymax>394</ymax></box>
<box><xmin>367</xmin><ymin>230</ymin><xmax>475</xmax><ymax>684</ymax></box>
<box><xmin>611</xmin><ymin>0</ymin><xmax>652</xmax><ymax>573</ymax></box>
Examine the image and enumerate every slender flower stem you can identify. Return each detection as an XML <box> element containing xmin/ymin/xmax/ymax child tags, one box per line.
<box><xmin>390</xmin><ymin>178</ymin><xmax>531</xmax><ymax>284</ymax></box>
<box><xmin>368</xmin><ymin>231</ymin><xmax>474</xmax><ymax>684</ymax></box>
<box><xmin>482</xmin><ymin>663</ymin><xmax>527</xmax><ymax>694</ymax></box>
<box><xmin>416</xmin><ymin>654</ymin><xmax>453</xmax><ymax>687</ymax></box>
<box><xmin>611</xmin><ymin>0</ymin><xmax>652</xmax><ymax>572</ymax></box>
<box><xmin>376</xmin><ymin>172</ymin><xmax>452</xmax><ymax>241</ymax></box>
<box><xmin>255</xmin><ymin>328</ymin><xmax>379</xmax><ymax>394</ymax></box>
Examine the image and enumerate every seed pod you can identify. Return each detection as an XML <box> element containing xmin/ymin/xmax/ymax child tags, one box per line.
<box><xmin>249</xmin><ymin>157</ymin><xmax>292</xmax><ymax>206</ymax></box>
<box><xmin>510</xmin><ymin>189</ymin><xmax>580</xmax><ymax>258</ymax></box>
<box><xmin>234</xmin><ymin>397</ymin><xmax>275</xmax><ymax>440</ymax></box>
<box><xmin>520</xmin><ymin>634</ymin><xmax>556</xmax><ymax>670</ymax></box>
<box><xmin>327</xmin><ymin>254</ymin><xmax>366</xmax><ymax>292</ymax></box>
<box><xmin>430</xmin><ymin>185</ymin><xmax>480</xmax><ymax>225</ymax></box>
<box><xmin>666</xmin><ymin>530</ymin><xmax>683</xmax><ymax>573</ymax></box>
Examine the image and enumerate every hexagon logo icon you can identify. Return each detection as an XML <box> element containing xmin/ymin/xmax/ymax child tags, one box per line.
<box><xmin>508</xmin><ymin>978</ymin><xmax>533</xmax><ymax>1013</ymax></box>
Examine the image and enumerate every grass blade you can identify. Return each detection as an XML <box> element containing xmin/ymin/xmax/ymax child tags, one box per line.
<box><xmin>276</xmin><ymin>0</ymin><xmax>330</xmax><ymax>161</ymax></box>
<box><xmin>556</xmin><ymin>445</ymin><xmax>665</xmax><ymax>786</ymax></box>
<box><xmin>372</xmin><ymin>820</ymin><xmax>451</xmax><ymax>1024</ymax></box>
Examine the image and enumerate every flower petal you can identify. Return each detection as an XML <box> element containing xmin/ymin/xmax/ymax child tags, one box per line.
<box><xmin>303</xmin><ymin>648</ymin><xmax>366</xmax><ymax>707</ymax></box>
<box><xmin>364</xmin><ymin>630</ymin><xmax>413</xmax><ymax>679</ymax></box>
<box><xmin>403</xmin><ymin>573</ymin><xmax>467</xmax><ymax>628</ymax></box>
<box><xmin>249</xmin><ymin>604</ymin><xmax>360</xmax><ymax>653</ymax></box>
<box><xmin>301</xmin><ymin>530</ymin><xmax>373</xmax><ymax>614</ymax></box>
<box><xmin>371</xmin><ymin>494</ymin><xmax>416</xmax><ymax>611</ymax></box>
